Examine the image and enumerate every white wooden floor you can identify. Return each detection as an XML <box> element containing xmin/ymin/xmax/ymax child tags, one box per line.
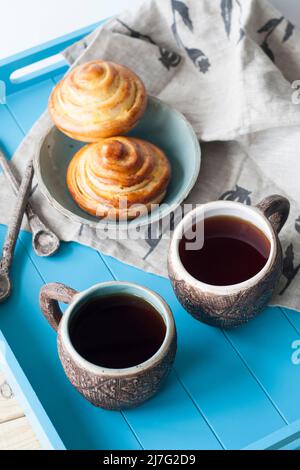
<box><xmin>0</xmin><ymin>370</ymin><xmax>40</xmax><ymax>450</ymax></box>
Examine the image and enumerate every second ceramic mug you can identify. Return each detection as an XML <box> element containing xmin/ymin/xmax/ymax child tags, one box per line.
<box><xmin>168</xmin><ymin>195</ymin><xmax>290</xmax><ymax>329</ymax></box>
<box><xmin>39</xmin><ymin>281</ymin><xmax>177</xmax><ymax>410</ymax></box>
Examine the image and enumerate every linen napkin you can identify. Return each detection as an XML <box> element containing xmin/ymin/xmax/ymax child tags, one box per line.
<box><xmin>1</xmin><ymin>0</ymin><xmax>300</xmax><ymax>311</ymax></box>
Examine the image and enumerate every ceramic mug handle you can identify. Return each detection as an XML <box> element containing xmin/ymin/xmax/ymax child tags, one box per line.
<box><xmin>256</xmin><ymin>195</ymin><xmax>290</xmax><ymax>234</ymax></box>
<box><xmin>39</xmin><ymin>283</ymin><xmax>78</xmax><ymax>332</ymax></box>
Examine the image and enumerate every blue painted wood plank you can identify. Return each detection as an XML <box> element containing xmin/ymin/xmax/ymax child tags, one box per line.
<box><xmin>0</xmin><ymin>106</ymin><xmax>24</xmax><ymax>156</ymax></box>
<box><xmin>174</xmin><ymin>310</ymin><xmax>286</xmax><ymax>449</ymax></box>
<box><xmin>281</xmin><ymin>307</ymin><xmax>300</xmax><ymax>335</ymax></box>
<box><xmin>125</xmin><ymin>370</ymin><xmax>222</xmax><ymax>450</ymax></box>
<box><xmin>20</xmin><ymin>232</ymin><xmax>113</xmax><ymax>290</ymax></box>
<box><xmin>227</xmin><ymin>307</ymin><xmax>300</xmax><ymax>424</ymax></box>
<box><xmin>53</xmin><ymin>74</ymin><xmax>66</xmax><ymax>84</ymax></box>
<box><xmin>6</xmin><ymin>79</ymin><xmax>55</xmax><ymax>132</ymax></box>
<box><xmin>0</xmin><ymin>227</ymin><xmax>140</xmax><ymax>450</ymax></box>
<box><xmin>100</xmin><ymin>254</ymin><xmax>286</xmax><ymax>449</ymax></box>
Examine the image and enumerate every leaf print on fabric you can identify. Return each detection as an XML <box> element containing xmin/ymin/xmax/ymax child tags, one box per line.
<box><xmin>257</xmin><ymin>17</ymin><xmax>284</xmax><ymax>34</ymax></box>
<box><xmin>235</xmin><ymin>0</ymin><xmax>245</xmax><ymax>43</ymax></box>
<box><xmin>238</xmin><ymin>28</ymin><xmax>245</xmax><ymax>43</ymax></box>
<box><xmin>30</xmin><ymin>183</ymin><xmax>38</xmax><ymax>198</ymax></box>
<box><xmin>185</xmin><ymin>48</ymin><xmax>211</xmax><ymax>73</ymax></box>
<box><xmin>143</xmin><ymin>212</ymin><xmax>176</xmax><ymax>260</ymax></box>
<box><xmin>171</xmin><ymin>22</ymin><xmax>181</xmax><ymax>47</ymax></box>
<box><xmin>283</xmin><ymin>21</ymin><xmax>295</xmax><ymax>43</ymax></box>
<box><xmin>170</xmin><ymin>0</ymin><xmax>210</xmax><ymax>74</ymax></box>
<box><xmin>159</xmin><ymin>48</ymin><xmax>181</xmax><ymax>70</ymax></box>
<box><xmin>219</xmin><ymin>185</ymin><xmax>252</xmax><ymax>205</ymax></box>
<box><xmin>117</xmin><ymin>19</ymin><xmax>155</xmax><ymax>44</ymax></box>
<box><xmin>279</xmin><ymin>244</ymin><xmax>300</xmax><ymax>295</ymax></box>
<box><xmin>257</xmin><ymin>16</ymin><xmax>284</xmax><ymax>63</ymax></box>
<box><xmin>221</xmin><ymin>0</ymin><xmax>233</xmax><ymax>37</ymax></box>
<box><xmin>116</xmin><ymin>20</ymin><xmax>181</xmax><ymax>71</ymax></box>
<box><xmin>220</xmin><ymin>0</ymin><xmax>245</xmax><ymax>44</ymax></box>
<box><xmin>261</xmin><ymin>41</ymin><xmax>275</xmax><ymax>62</ymax></box>
<box><xmin>172</xmin><ymin>0</ymin><xmax>193</xmax><ymax>32</ymax></box>
<box><xmin>143</xmin><ymin>227</ymin><xmax>163</xmax><ymax>260</ymax></box>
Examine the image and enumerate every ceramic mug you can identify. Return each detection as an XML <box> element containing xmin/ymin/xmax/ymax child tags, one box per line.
<box><xmin>168</xmin><ymin>195</ymin><xmax>290</xmax><ymax>329</ymax></box>
<box><xmin>39</xmin><ymin>281</ymin><xmax>177</xmax><ymax>410</ymax></box>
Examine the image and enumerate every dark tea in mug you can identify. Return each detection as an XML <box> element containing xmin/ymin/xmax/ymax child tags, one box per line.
<box><xmin>69</xmin><ymin>294</ymin><xmax>166</xmax><ymax>369</ymax></box>
<box><xmin>179</xmin><ymin>215</ymin><xmax>271</xmax><ymax>286</ymax></box>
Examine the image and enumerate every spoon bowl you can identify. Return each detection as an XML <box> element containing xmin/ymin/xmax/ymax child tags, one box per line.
<box><xmin>33</xmin><ymin>230</ymin><xmax>60</xmax><ymax>257</ymax></box>
<box><xmin>0</xmin><ymin>272</ymin><xmax>12</xmax><ymax>302</ymax></box>
<box><xmin>0</xmin><ymin>148</ymin><xmax>60</xmax><ymax>258</ymax></box>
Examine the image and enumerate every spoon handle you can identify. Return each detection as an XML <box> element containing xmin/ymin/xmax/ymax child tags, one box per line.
<box><xmin>0</xmin><ymin>149</ymin><xmax>60</xmax><ymax>255</ymax></box>
<box><xmin>0</xmin><ymin>160</ymin><xmax>34</xmax><ymax>274</ymax></box>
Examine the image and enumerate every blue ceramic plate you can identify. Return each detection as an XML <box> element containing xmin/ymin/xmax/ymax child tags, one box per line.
<box><xmin>35</xmin><ymin>96</ymin><xmax>201</xmax><ymax>228</ymax></box>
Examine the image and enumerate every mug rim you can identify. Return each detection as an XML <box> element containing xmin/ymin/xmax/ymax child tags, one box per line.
<box><xmin>169</xmin><ymin>200</ymin><xmax>277</xmax><ymax>295</ymax></box>
<box><xmin>59</xmin><ymin>281</ymin><xmax>175</xmax><ymax>376</ymax></box>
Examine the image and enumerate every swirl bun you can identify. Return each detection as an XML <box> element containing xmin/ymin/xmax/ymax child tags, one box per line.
<box><xmin>66</xmin><ymin>137</ymin><xmax>171</xmax><ymax>220</ymax></box>
<box><xmin>49</xmin><ymin>60</ymin><xmax>147</xmax><ymax>142</ymax></box>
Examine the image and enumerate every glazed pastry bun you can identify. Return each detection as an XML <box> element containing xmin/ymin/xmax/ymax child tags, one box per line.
<box><xmin>48</xmin><ymin>60</ymin><xmax>147</xmax><ymax>142</ymax></box>
<box><xmin>66</xmin><ymin>137</ymin><xmax>171</xmax><ymax>220</ymax></box>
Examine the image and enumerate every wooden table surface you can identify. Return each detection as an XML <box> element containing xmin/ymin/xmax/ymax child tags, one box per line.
<box><xmin>0</xmin><ymin>371</ymin><xmax>40</xmax><ymax>450</ymax></box>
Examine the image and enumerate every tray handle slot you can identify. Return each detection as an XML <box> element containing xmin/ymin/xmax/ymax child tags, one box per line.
<box><xmin>0</xmin><ymin>21</ymin><xmax>102</xmax><ymax>96</ymax></box>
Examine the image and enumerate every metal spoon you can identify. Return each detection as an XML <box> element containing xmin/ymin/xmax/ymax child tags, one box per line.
<box><xmin>0</xmin><ymin>160</ymin><xmax>35</xmax><ymax>302</ymax></box>
<box><xmin>0</xmin><ymin>149</ymin><xmax>60</xmax><ymax>257</ymax></box>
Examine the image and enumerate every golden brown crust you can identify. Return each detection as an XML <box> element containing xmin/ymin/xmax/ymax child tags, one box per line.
<box><xmin>48</xmin><ymin>60</ymin><xmax>147</xmax><ymax>142</ymax></box>
<box><xmin>66</xmin><ymin>137</ymin><xmax>171</xmax><ymax>220</ymax></box>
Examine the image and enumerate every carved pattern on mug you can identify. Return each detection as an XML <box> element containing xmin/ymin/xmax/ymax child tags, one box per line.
<box><xmin>58</xmin><ymin>334</ymin><xmax>177</xmax><ymax>410</ymax></box>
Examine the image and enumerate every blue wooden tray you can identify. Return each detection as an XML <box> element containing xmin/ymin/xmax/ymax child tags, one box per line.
<box><xmin>0</xmin><ymin>21</ymin><xmax>300</xmax><ymax>451</ymax></box>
